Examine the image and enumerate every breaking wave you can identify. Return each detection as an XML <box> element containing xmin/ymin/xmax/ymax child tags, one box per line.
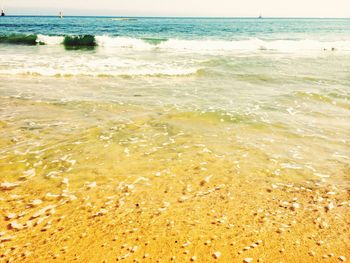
<box><xmin>0</xmin><ymin>67</ymin><xmax>200</xmax><ymax>77</ymax></box>
<box><xmin>1</xmin><ymin>34</ymin><xmax>350</xmax><ymax>52</ymax></box>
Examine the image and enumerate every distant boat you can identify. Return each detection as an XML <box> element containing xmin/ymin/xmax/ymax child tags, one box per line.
<box><xmin>1</xmin><ymin>9</ymin><xmax>5</xmax><ymax>16</ymax></box>
<box><xmin>258</xmin><ymin>14</ymin><xmax>262</xmax><ymax>19</ymax></box>
<box><xmin>59</xmin><ymin>11</ymin><xmax>63</xmax><ymax>18</ymax></box>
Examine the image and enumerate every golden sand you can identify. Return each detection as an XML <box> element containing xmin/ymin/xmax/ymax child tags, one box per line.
<box><xmin>0</xmin><ymin>99</ymin><xmax>349</xmax><ymax>262</ymax></box>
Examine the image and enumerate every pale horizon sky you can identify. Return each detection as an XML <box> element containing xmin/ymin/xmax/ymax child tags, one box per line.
<box><xmin>2</xmin><ymin>0</ymin><xmax>350</xmax><ymax>17</ymax></box>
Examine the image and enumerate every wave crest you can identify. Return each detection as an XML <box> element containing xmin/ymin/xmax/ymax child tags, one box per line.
<box><xmin>1</xmin><ymin>34</ymin><xmax>350</xmax><ymax>52</ymax></box>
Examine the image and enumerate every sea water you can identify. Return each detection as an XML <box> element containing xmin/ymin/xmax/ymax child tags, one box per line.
<box><xmin>0</xmin><ymin>16</ymin><xmax>349</xmax><ymax>262</ymax></box>
<box><xmin>1</xmin><ymin>16</ymin><xmax>350</xmax><ymax>182</ymax></box>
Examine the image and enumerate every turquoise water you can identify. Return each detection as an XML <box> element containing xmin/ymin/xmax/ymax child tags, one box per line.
<box><xmin>1</xmin><ymin>16</ymin><xmax>350</xmax><ymax>40</ymax></box>
<box><xmin>0</xmin><ymin>17</ymin><xmax>350</xmax><ymax>76</ymax></box>
<box><xmin>0</xmin><ymin>17</ymin><xmax>349</xmax><ymax>183</ymax></box>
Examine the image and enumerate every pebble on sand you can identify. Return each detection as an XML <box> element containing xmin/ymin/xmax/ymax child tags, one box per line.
<box><xmin>325</xmin><ymin>202</ymin><xmax>334</xmax><ymax>211</ymax></box>
<box><xmin>45</xmin><ymin>193</ymin><xmax>60</xmax><ymax>200</ymax></box>
<box><xmin>316</xmin><ymin>240</ymin><xmax>324</xmax><ymax>246</ymax></box>
<box><xmin>190</xmin><ymin>256</ymin><xmax>197</xmax><ymax>261</ymax></box>
<box><xmin>86</xmin><ymin>182</ymin><xmax>97</xmax><ymax>189</ymax></box>
<box><xmin>204</xmin><ymin>240</ymin><xmax>211</xmax><ymax>245</ymax></box>
<box><xmin>93</xmin><ymin>209</ymin><xmax>108</xmax><ymax>217</ymax></box>
<box><xmin>291</xmin><ymin>203</ymin><xmax>300</xmax><ymax>210</ymax></box>
<box><xmin>62</xmin><ymin>178</ymin><xmax>69</xmax><ymax>185</ymax></box>
<box><xmin>308</xmin><ymin>251</ymin><xmax>315</xmax><ymax>256</ymax></box>
<box><xmin>0</xmin><ymin>182</ymin><xmax>19</xmax><ymax>190</ymax></box>
<box><xmin>5</xmin><ymin>213</ymin><xmax>17</xmax><ymax>220</ymax></box>
<box><xmin>178</xmin><ymin>196</ymin><xmax>189</xmax><ymax>203</ymax></box>
<box><xmin>200</xmin><ymin>175</ymin><xmax>212</xmax><ymax>186</ymax></box>
<box><xmin>212</xmin><ymin>252</ymin><xmax>221</xmax><ymax>259</ymax></box>
<box><xmin>28</xmin><ymin>199</ymin><xmax>43</xmax><ymax>207</ymax></box>
<box><xmin>182</xmin><ymin>241</ymin><xmax>191</xmax><ymax>248</ymax></box>
<box><xmin>0</xmin><ymin>235</ymin><xmax>15</xmax><ymax>242</ymax></box>
<box><xmin>21</xmin><ymin>169</ymin><xmax>36</xmax><ymax>179</ymax></box>
<box><xmin>338</xmin><ymin>256</ymin><xmax>346</xmax><ymax>262</ymax></box>
<box><xmin>9</xmin><ymin>221</ymin><xmax>24</xmax><ymax>230</ymax></box>
<box><xmin>243</xmin><ymin>258</ymin><xmax>253</xmax><ymax>263</ymax></box>
<box><xmin>31</xmin><ymin>205</ymin><xmax>56</xmax><ymax>218</ymax></box>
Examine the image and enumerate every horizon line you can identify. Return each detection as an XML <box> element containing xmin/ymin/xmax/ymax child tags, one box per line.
<box><xmin>1</xmin><ymin>14</ymin><xmax>349</xmax><ymax>19</ymax></box>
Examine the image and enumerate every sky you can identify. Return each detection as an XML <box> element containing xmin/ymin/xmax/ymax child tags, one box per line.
<box><xmin>2</xmin><ymin>0</ymin><xmax>350</xmax><ymax>17</ymax></box>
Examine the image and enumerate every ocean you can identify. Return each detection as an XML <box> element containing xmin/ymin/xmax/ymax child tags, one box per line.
<box><xmin>0</xmin><ymin>16</ymin><xmax>349</xmax><ymax>262</ymax></box>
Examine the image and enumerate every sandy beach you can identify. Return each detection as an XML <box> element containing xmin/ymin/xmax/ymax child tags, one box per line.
<box><xmin>0</xmin><ymin>93</ymin><xmax>349</xmax><ymax>262</ymax></box>
<box><xmin>1</xmin><ymin>16</ymin><xmax>350</xmax><ymax>262</ymax></box>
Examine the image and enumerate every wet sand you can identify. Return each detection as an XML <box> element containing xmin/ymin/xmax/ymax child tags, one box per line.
<box><xmin>0</xmin><ymin>98</ymin><xmax>349</xmax><ymax>262</ymax></box>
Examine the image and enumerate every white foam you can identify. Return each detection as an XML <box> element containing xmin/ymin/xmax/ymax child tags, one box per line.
<box><xmin>159</xmin><ymin>38</ymin><xmax>350</xmax><ymax>52</ymax></box>
<box><xmin>33</xmin><ymin>35</ymin><xmax>350</xmax><ymax>52</ymax></box>
<box><xmin>37</xmin><ymin>35</ymin><xmax>64</xmax><ymax>45</ymax></box>
<box><xmin>93</xmin><ymin>36</ymin><xmax>350</xmax><ymax>52</ymax></box>
<box><xmin>0</xmin><ymin>67</ymin><xmax>199</xmax><ymax>77</ymax></box>
<box><xmin>95</xmin><ymin>36</ymin><xmax>153</xmax><ymax>50</ymax></box>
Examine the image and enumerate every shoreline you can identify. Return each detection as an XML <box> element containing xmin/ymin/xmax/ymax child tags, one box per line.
<box><xmin>0</xmin><ymin>97</ymin><xmax>349</xmax><ymax>262</ymax></box>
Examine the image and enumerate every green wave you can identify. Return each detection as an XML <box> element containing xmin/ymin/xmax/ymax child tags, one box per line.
<box><xmin>0</xmin><ymin>34</ymin><xmax>39</xmax><ymax>45</ymax></box>
<box><xmin>141</xmin><ymin>37</ymin><xmax>168</xmax><ymax>45</ymax></box>
<box><xmin>63</xmin><ymin>35</ymin><xmax>97</xmax><ymax>49</ymax></box>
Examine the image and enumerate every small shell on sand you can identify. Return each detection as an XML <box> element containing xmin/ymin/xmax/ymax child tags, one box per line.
<box><xmin>93</xmin><ymin>209</ymin><xmax>108</xmax><ymax>217</ymax></box>
<box><xmin>212</xmin><ymin>252</ymin><xmax>221</xmax><ymax>259</ymax></box>
<box><xmin>1</xmin><ymin>182</ymin><xmax>19</xmax><ymax>190</ymax></box>
<box><xmin>21</xmin><ymin>169</ymin><xmax>36</xmax><ymax>179</ymax></box>
<box><xmin>200</xmin><ymin>175</ymin><xmax>212</xmax><ymax>186</ymax></box>
<box><xmin>0</xmin><ymin>235</ymin><xmax>15</xmax><ymax>242</ymax></box>
<box><xmin>28</xmin><ymin>199</ymin><xmax>43</xmax><ymax>207</ymax></box>
<box><xmin>62</xmin><ymin>178</ymin><xmax>69</xmax><ymax>185</ymax></box>
<box><xmin>122</xmin><ymin>184</ymin><xmax>134</xmax><ymax>193</ymax></box>
<box><xmin>276</xmin><ymin>228</ymin><xmax>285</xmax><ymax>233</ymax></box>
<box><xmin>316</xmin><ymin>240</ymin><xmax>324</xmax><ymax>246</ymax></box>
<box><xmin>45</xmin><ymin>193</ymin><xmax>60</xmax><ymax>200</ymax></box>
<box><xmin>181</xmin><ymin>241</ymin><xmax>191</xmax><ymax>248</ymax></box>
<box><xmin>5</xmin><ymin>213</ymin><xmax>17</xmax><ymax>220</ymax></box>
<box><xmin>32</xmin><ymin>205</ymin><xmax>56</xmax><ymax>218</ymax></box>
<box><xmin>130</xmin><ymin>246</ymin><xmax>138</xmax><ymax>253</ymax></box>
<box><xmin>338</xmin><ymin>256</ymin><xmax>346</xmax><ymax>262</ymax></box>
<box><xmin>325</xmin><ymin>202</ymin><xmax>334</xmax><ymax>211</ymax></box>
<box><xmin>243</xmin><ymin>258</ymin><xmax>253</xmax><ymax>263</ymax></box>
<box><xmin>86</xmin><ymin>182</ymin><xmax>97</xmax><ymax>189</ymax></box>
<box><xmin>308</xmin><ymin>251</ymin><xmax>315</xmax><ymax>256</ymax></box>
<box><xmin>178</xmin><ymin>196</ymin><xmax>189</xmax><ymax>203</ymax></box>
<box><xmin>291</xmin><ymin>203</ymin><xmax>300</xmax><ymax>210</ymax></box>
<box><xmin>9</xmin><ymin>221</ymin><xmax>24</xmax><ymax>230</ymax></box>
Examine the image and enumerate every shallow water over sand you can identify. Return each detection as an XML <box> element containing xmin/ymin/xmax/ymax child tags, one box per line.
<box><xmin>1</xmin><ymin>17</ymin><xmax>350</xmax><ymax>262</ymax></box>
<box><xmin>1</xmin><ymin>63</ymin><xmax>350</xmax><ymax>261</ymax></box>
